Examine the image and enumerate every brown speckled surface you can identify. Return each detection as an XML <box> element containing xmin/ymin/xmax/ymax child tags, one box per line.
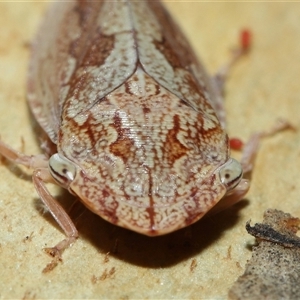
<box><xmin>229</xmin><ymin>209</ymin><xmax>300</xmax><ymax>299</ymax></box>
<box><xmin>0</xmin><ymin>2</ymin><xmax>300</xmax><ymax>299</ymax></box>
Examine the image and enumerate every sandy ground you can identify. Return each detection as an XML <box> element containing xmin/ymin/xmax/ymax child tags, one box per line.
<box><xmin>0</xmin><ymin>2</ymin><xmax>300</xmax><ymax>299</ymax></box>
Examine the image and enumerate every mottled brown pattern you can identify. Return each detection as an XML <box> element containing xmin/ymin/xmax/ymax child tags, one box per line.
<box><xmin>147</xmin><ymin>1</ymin><xmax>195</xmax><ymax>69</ymax></box>
<box><xmin>69</xmin><ymin>2</ymin><xmax>105</xmax><ymax>59</ymax></box>
<box><xmin>146</xmin><ymin>0</ymin><xmax>214</xmax><ymax>97</ymax></box>
<box><xmin>74</xmin><ymin>0</ymin><xmax>100</xmax><ymax>28</ymax></box>
<box><xmin>80</xmin><ymin>32</ymin><xmax>115</xmax><ymax>67</ymax></box>
<box><xmin>58</xmin><ymin>69</ymin><xmax>229</xmax><ymax>234</ymax></box>
<box><xmin>26</xmin><ymin>0</ymin><xmax>244</xmax><ymax>236</ymax></box>
<box><xmin>154</xmin><ymin>38</ymin><xmax>183</xmax><ymax>69</ymax></box>
<box><xmin>109</xmin><ymin>112</ymin><xmax>135</xmax><ymax>164</ymax></box>
<box><xmin>164</xmin><ymin>115</ymin><xmax>189</xmax><ymax>162</ymax></box>
<box><xmin>28</xmin><ymin>1</ymin><xmax>105</xmax><ymax>142</ymax></box>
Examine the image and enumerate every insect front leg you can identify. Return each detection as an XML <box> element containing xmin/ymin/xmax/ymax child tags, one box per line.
<box><xmin>0</xmin><ymin>139</ymin><xmax>48</xmax><ymax>169</ymax></box>
<box><xmin>211</xmin><ymin>179</ymin><xmax>250</xmax><ymax>215</ymax></box>
<box><xmin>240</xmin><ymin>119</ymin><xmax>294</xmax><ymax>176</ymax></box>
<box><xmin>33</xmin><ymin>168</ymin><xmax>78</xmax><ymax>272</ymax></box>
<box><xmin>211</xmin><ymin>120</ymin><xmax>294</xmax><ymax>215</ymax></box>
<box><xmin>0</xmin><ymin>140</ymin><xmax>78</xmax><ymax>271</ymax></box>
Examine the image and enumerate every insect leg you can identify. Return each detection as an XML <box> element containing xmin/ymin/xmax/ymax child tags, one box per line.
<box><xmin>240</xmin><ymin>119</ymin><xmax>294</xmax><ymax>176</ymax></box>
<box><xmin>33</xmin><ymin>168</ymin><xmax>78</xmax><ymax>271</ymax></box>
<box><xmin>209</xmin><ymin>120</ymin><xmax>293</xmax><ymax>214</ymax></box>
<box><xmin>208</xmin><ymin>179</ymin><xmax>250</xmax><ymax>215</ymax></box>
<box><xmin>208</xmin><ymin>30</ymin><xmax>252</xmax><ymax>128</ymax></box>
<box><xmin>213</xmin><ymin>29</ymin><xmax>252</xmax><ymax>96</ymax></box>
<box><xmin>0</xmin><ymin>139</ymin><xmax>48</xmax><ymax>168</ymax></box>
<box><xmin>0</xmin><ymin>140</ymin><xmax>78</xmax><ymax>270</ymax></box>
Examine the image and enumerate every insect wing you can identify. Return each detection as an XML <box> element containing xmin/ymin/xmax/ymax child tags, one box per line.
<box><xmin>27</xmin><ymin>1</ymin><xmax>138</xmax><ymax>143</ymax></box>
<box><xmin>133</xmin><ymin>1</ymin><xmax>222</xmax><ymax>123</ymax></box>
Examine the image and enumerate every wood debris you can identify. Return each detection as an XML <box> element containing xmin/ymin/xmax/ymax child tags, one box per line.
<box><xmin>229</xmin><ymin>209</ymin><xmax>300</xmax><ymax>299</ymax></box>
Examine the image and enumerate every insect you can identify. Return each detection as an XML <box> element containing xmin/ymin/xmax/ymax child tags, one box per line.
<box><xmin>0</xmin><ymin>0</ymin><xmax>289</xmax><ymax>268</ymax></box>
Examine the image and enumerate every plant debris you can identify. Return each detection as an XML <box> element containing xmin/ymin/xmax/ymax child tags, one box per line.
<box><xmin>229</xmin><ymin>209</ymin><xmax>300</xmax><ymax>299</ymax></box>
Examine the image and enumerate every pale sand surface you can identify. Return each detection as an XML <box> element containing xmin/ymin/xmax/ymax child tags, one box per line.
<box><xmin>0</xmin><ymin>2</ymin><xmax>300</xmax><ymax>299</ymax></box>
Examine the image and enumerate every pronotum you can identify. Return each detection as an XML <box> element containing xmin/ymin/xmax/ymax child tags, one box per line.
<box><xmin>0</xmin><ymin>0</ymin><xmax>288</xmax><ymax>265</ymax></box>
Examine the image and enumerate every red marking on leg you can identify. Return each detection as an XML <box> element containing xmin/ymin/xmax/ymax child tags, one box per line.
<box><xmin>240</xmin><ymin>29</ymin><xmax>252</xmax><ymax>52</ymax></box>
<box><xmin>230</xmin><ymin>138</ymin><xmax>244</xmax><ymax>151</ymax></box>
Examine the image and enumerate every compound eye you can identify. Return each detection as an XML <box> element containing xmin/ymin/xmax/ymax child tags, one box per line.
<box><xmin>49</xmin><ymin>153</ymin><xmax>76</xmax><ymax>188</ymax></box>
<box><xmin>219</xmin><ymin>158</ymin><xmax>243</xmax><ymax>190</ymax></box>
